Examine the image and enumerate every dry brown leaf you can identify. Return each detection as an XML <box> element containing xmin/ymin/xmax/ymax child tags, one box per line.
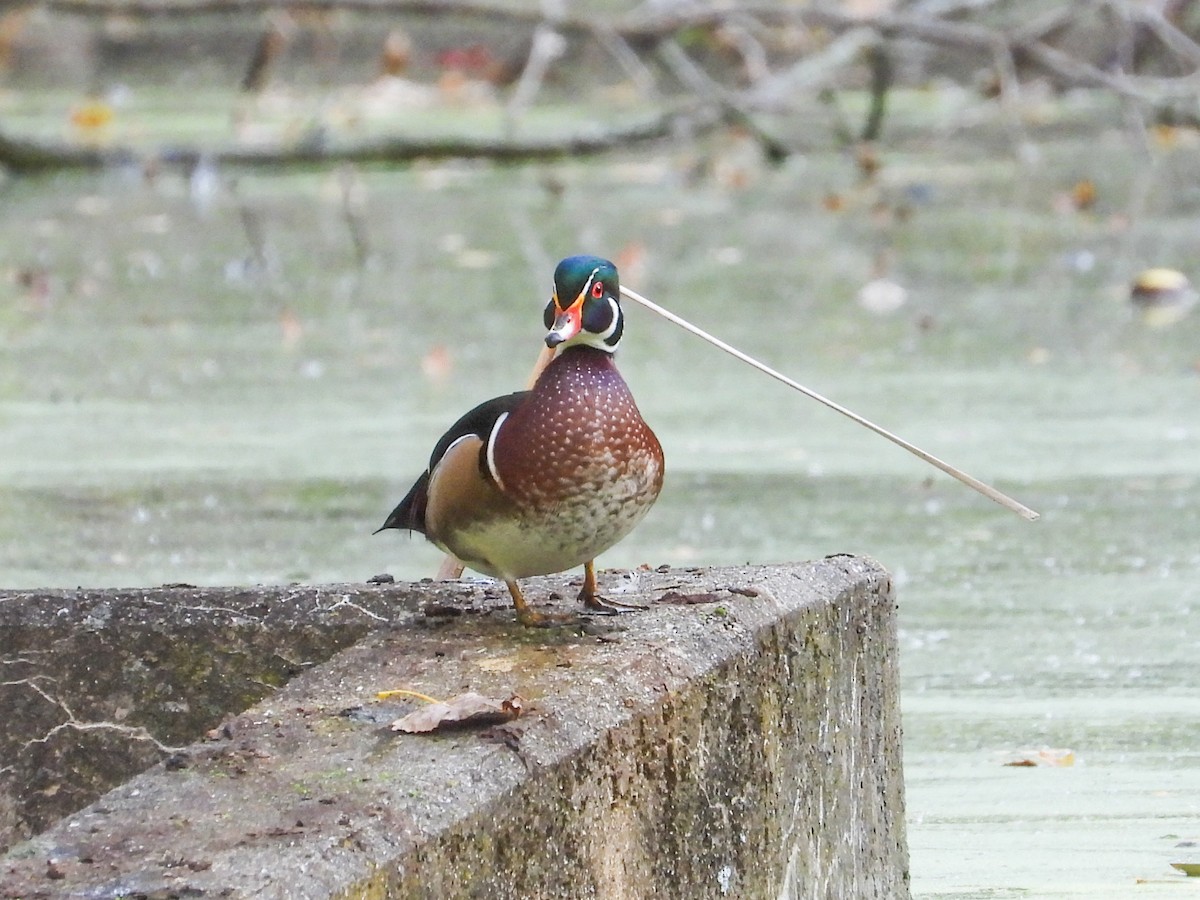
<box><xmin>1003</xmin><ymin>748</ymin><xmax>1075</xmax><ymax>768</ymax></box>
<box><xmin>1071</xmin><ymin>179</ymin><xmax>1097</xmax><ymax>211</ymax></box>
<box><xmin>723</xmin><ymin>586</ymin><xmax>759</xmax><ymax>598</ymax></box>
<box><xmin>391</xmin><ymin>692</ymin><xmax>523</xmax><ymax>734</ymax></box>
<box><xmin>822</xmin><ymin>192</ymin><xmax>845</xmax><ymax>212</ymax></box>
<box><xmin>657</xmin><ymin>591</ymin><xmax>721</xmax><ymax>605</ymax></box>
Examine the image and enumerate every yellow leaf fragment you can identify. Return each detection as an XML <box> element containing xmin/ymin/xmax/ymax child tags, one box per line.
<box><xmin>376</xmin><ymin>688</ymin><xmax>440</xmax><ymax>704</ymax></box>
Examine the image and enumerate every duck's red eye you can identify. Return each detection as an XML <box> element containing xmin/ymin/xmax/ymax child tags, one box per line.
<box><xmin>591</xmin><ymin>281</ymin><xmax>604</xmax><ymax>299</ymax></box>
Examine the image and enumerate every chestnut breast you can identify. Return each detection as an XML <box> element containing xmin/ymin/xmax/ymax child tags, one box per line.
<box><xmin>488</xmin><ymin>346</ymin><xmax>663</xmax><ymax>568</ymax></box>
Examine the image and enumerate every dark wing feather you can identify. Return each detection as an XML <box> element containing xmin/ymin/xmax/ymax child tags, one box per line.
<box><xmin>425</xmin><ymin>392</ymin><xmax>528</xmax><ymax>473</ymax></box>
<box><xmin>375</xmin><ymin>391</ymin><xmax>528</xmax><ymax>535</ymax></box>
<box><xmin>374</xmin><ymin>470</ymin><xmax>429</xmax><ymax>534</ymax></box>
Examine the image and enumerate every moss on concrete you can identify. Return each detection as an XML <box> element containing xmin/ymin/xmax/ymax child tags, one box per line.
<box><xmin>0</xmin><ymin>580</ymin><xmax>441</xmax><ymax>849</ymax></box>
<box><xmin>0</xmin><ymin>559</ymin><xmax>907</xmax><ymax>899</ymax></box>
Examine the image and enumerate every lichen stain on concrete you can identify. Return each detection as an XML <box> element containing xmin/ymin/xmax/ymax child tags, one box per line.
<box><xmin>359</xmin><ymin>561</ymin><xmax>905</xmax><ymax>899</ymax></box>
<box><xmin>0</xmin><ymin>580</ymin><xmax>434</xmax><ymax>851</ymax></box>
<box><xmin>0</xmin><ymin>559</ymin><xmax>908</xmax><ymax>899</ymax></box>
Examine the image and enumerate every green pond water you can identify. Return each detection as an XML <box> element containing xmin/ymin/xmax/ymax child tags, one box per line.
<box><xmin>2</xmin><ymin>98</ymin><xmax>1198</xmax><ymax>896</ymax></box>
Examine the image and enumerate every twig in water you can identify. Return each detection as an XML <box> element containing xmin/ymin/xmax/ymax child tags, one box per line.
<box><xmin>337</xmin><ymin>164</ymin><xmax>370</xmax><ymax>269</ymax></box>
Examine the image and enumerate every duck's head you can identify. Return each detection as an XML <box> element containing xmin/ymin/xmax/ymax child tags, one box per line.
<box><xmin>543</xmin><ymin>255</ymin><xmax>623</xmax><ymax>353</ymax></box>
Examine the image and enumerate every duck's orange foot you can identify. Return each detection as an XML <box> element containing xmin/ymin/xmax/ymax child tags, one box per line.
<box><xmin>578</xmin><ymin>591</ymin><xmax>648</xmax><ymax>615</ymax></box>
<box><xmin>576</xmin><ymin>561</ymin><xmax>647</xmax><ymax>615</ymax></box>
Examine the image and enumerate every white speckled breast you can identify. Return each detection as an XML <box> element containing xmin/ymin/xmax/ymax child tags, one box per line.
<box><xmin>474</xmin><ymin>346</ymin><xmax>664</xmax><ymax>579</ymax></box>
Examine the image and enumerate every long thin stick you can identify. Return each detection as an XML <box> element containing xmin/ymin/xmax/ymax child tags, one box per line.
<box><xmin>620</xmin><ymin>285</ymin><xmax>1040</xmax><ymax>521</ymax></box>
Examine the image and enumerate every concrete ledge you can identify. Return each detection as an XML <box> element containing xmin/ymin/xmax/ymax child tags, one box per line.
<box><xmin>0</xmin><ymin>580</ymin><xmax>441</xmax><ymax>850</ymax></box>
<box><xmin>0</xmin><ymin>558</ymin><xmax>908</xmax><ymax>899</ymax></box>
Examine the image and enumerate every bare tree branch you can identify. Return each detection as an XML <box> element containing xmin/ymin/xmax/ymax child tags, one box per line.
<box><xmin>746</xmin><ymin>27</ymin><xmax>879</xmax><ymax>111</ymax></box>
<box><xmin>656</xmin><ymin>39</ymin><xmax>791</xmax><ymax>161</ymax></box>
<box><xmin>861</xmin><ymin>43</ymin><xmax>893</xmax><ymax>142</ymax></box>
<box><xmin>504</xmin><ymin>25</ymin><xmax>567</xmax><ymax>135</ymax></box>
<box><xmin>5</xmin><ymin>0</ymin><xmax>1200</xmax><ymax>173</ymax></box>
<box><xmin>0</xmin><ymin>102</ymin><xmax>729</xmax><ymax>172</ymax></box>
<box><xmin>1104</xmin><ymin>0</ymin><xmax>1200</xmax><ymax>69</ymax></box>
<box><xmin>589</xmin><ymin>21</ymin><xmax>662</xmax><ymax>102</ymax></box>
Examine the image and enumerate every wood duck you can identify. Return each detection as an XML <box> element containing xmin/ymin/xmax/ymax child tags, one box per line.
<box><xmin>377</xmin><ymin>255</ymin><xmax>664</xmax><ymax>626</ymax></box>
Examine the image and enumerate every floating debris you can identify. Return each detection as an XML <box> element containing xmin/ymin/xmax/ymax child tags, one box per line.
<box><xmin>1002</xmin><ymin>748</ymin><xmax>1075</xmax><ymax>768</ymax></box>
<box><xmin>1130</xmin><ymin>268</ymin><xmax>1196</xmax><ymax>327</ymax></box>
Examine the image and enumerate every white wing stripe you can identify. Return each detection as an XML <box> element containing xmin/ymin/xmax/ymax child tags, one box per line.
<box><xmin>485</xmin><ymin>411</ymin><xmax>509</xmax><ymax>492</ymax></box>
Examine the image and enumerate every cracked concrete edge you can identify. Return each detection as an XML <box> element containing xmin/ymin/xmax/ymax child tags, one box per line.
<box><xmin>0</xmin><ymin>578</ymin><xmax>452</xmax><ymax>850</ymax></box>
<box><xmin>0</xmin><ymin>557</ymin><xmax>907</xmax><ymax>899</ymax></box>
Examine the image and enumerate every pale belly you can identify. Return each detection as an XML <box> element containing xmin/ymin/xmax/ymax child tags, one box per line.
<box><xmin>440</xmin><ymin>452</ymin><xmax>663</xmax><ymax>581</ymax></box>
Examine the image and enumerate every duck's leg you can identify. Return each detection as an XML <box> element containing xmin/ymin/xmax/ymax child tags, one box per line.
<box><xmin>505</xmin><ymin>578</ymin><xmax>578</xmax><ymax>627</ymax></box>
<box><xmin>577</xmin><ymin>560</ymin><xmax>648</xmax><ymax>614</ymax></box>
<box><xmin>436</xmin><ymin>555</ymin><xmax>465</xmax><ymax>579</ymax></box>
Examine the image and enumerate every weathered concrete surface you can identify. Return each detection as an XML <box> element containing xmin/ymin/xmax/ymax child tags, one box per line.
<box><xmin>0</xmin><ymin>580</ymin><xmax>448</xmax><ymax>851</ymax></box>
<box><xmin>0</xmin><ymin>558</ymin><xmax>908</xmax><ymax>899</ymax></box>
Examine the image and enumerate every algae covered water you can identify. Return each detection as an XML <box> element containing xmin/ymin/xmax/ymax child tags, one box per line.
<box><xmin>2</xmin><ymin>104</ymin><xmax>1198</xmax><ymax>895</ymax></box>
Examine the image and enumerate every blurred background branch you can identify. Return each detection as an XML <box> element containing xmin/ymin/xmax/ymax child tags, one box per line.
<box><xmin>1</xmin><ymin>0</ymin><xmax>1199</xmax><ymax>171</ymax></box>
